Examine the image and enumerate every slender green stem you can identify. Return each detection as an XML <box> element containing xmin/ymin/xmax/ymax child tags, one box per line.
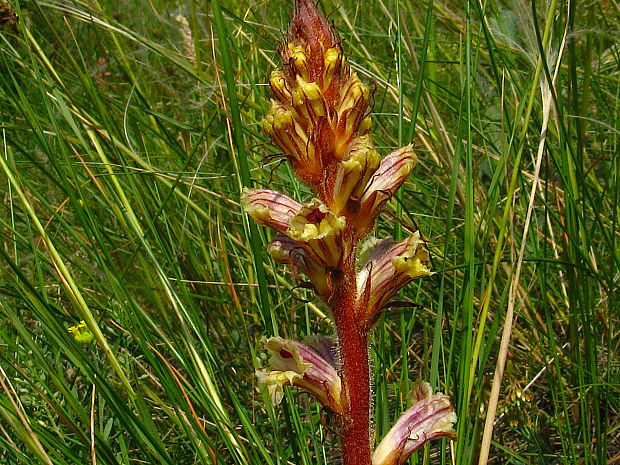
<box><xmin>210</xmin><ymin>0</ymin><xmax>274</xmax><ymax>334</ymax></box>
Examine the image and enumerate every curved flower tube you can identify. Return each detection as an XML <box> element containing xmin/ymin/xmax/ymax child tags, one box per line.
<box><xmin>355</xmin><ymin>145</ymin><xmax>417</xmax><ymax>236</ymax></box>
<box><xmin>323</xmin><ymin>134</ymin><xmax>381</xmax><ymax>216</ymax></box>
<box><xmin>372</xmin><ymin>381</ymin><xmax>457</xmax><ymax>465</ymax></box>
<box><xmin>244</xmin><ymin>190</ymin><xmax>349</xmax><ymax>276</ymax></box>
<box><xmin>268</xmin><ymin>234</ymin><xmax>331</xmax><ymax>298</ymax></box>
<box><xmin>357</xmin><ymin>232</ymin><xmax>431</xmax><ymax>324</ymax></box>
<box><xmin>241</xmin><ymin>188</ymin><xmax>301</xmax><ymax>233</ymax></box>
<box><xmin>257</xmin><ymin>337</ymin><xmax>344</xmax><ymax>414</ymax></box>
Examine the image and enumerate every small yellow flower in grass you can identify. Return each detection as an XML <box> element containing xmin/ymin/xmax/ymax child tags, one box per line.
<box><xmin>68</xmin><ymin>320</ymin><xmax>94</xmax><ymax>344</ymax></box>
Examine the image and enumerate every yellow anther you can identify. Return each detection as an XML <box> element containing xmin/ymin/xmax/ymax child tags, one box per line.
<box><xmin>319</xmin><ymin>215</ymin><xmax>346</xmax><ymax>236</ymax></box>
<box><xmin>266</xmin><ymin>100</ymin><xmax>294</xmax><ymax>130</ymax></box>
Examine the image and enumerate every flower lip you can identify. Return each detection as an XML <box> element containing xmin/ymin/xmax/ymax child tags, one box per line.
<box><xmin>257</xmin><ymin>337</ymin><xmax>344</xmax><ymax>413</ymax></box>
<box><xmin>288</xmin><ymin>199</ymin><xmax>346</xmax><ymax>241</ymax></box>
<box><xmin>287</xmin><ymin>199</ymin><xmax>347</xmax><ymax>267</ymax></box>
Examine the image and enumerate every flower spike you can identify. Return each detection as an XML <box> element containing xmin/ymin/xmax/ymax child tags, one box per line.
<box><xmin>244</xmin><ymin>2</ymin><xmax>454</xmax><ymax>464</ymax></box>
<box><xmin>372</xmin><ymin>382</ymin><xmax>457</xmax><ymax>465</ymax></box>
<box><xmin>257</xmin><ymin>337</ymin><xmax>344</xmax><ymax>414</ymax></box>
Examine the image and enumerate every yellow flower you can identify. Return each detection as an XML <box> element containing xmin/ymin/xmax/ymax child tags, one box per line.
<box><xmin>68</xmin><ymin>320</ymin><xmax>94</xmax><ymax>344</ymax></box>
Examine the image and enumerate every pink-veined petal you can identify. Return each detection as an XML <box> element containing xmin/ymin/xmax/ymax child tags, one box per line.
<box><xmin>303</xmin><ymin>335</ymin><xmax>339</xmax><ymax>370</ymax></box>
<box><xmin>257</xmin><ymin>337</ymin><xmax>344</xmax><ymax>413</ymax></box>
<box><xmin>242</xmin><ymin>188</ymin><xmax>301</xmax><ymax>234</ymax></box>
<box><xmin>372</xmin><ymin>382</ymin><xmax>457</xmax><ymax>465</ymax></box>
<box><xmin>357</xmin><ymin>232</ymin><xmax>431</xmax><ymax>323</ymax></box>
<box><xmin>355</xmin><ymin>145</ymin><xmax>416</xmax><ymax>235</ymax></box>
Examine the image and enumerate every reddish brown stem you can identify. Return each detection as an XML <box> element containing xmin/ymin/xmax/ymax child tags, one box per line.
<box><xmin>332</xmin><ymin>270</ymin><xmax>371</xmax><ymax>465</ymax></box>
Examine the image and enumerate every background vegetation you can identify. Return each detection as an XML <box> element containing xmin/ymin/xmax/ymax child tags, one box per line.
<box><xmin>0</xmin><ymin>0</ymin><xmax>618</xmax><ymax>464</ymax></box>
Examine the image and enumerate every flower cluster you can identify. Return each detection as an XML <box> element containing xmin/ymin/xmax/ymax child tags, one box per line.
<box><xmin>244</xmin><ymin>1</ymin><xmax>456</xmax><ymax>464</ymax></box>
<box><xmin>68</xmin><ymin>320</ymin><xmax>94</xmax><ymax>344</ymax></box>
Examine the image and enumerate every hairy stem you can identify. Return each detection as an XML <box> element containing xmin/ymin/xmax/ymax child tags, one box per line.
<box><xmin>333</xmin><ymin>266</ymin><xmax>372</xmax><ymax>465</ymax></box>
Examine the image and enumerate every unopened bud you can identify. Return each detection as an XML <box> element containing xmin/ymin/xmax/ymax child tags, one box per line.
<box><xmin>323</xmin><ymin>46</ymin><xmax>343</xmax><ymax>88</ymax></box>
<box><xmin>372</xmin><ymin>382</ymin><xmax>456</xmax><ymax>465</ymax></box>
<box><xmin>287</xmin><ymin>44</ymin><xmax>309</xmax><ymax>80</ymax></box>
<box><xmin>339</xmin><ymin>75</ymin><xmax>369</xmax><ymax>114</ymax></box>
<box><xmin>270</xmin><ymin>70</ymin><xmax>292</xmax><ymax>103</ymax></box>
<box><xmin>292</xmin><ymin>77</ymin><xmax>326</xmax><ymax>122</ymax></box>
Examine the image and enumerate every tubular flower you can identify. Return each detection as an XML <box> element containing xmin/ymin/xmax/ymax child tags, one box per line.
<box><xmin>356</xmin><ymin>232</ymin><xmax>431</xmax><ymax>324</ymax></box>
<box><xmin>323</xmin><ymin>134</ymin><xmax>381</xmax><ymax>215</ymax></box>
<box><xmin>243</xmin><ymin>190</ymin><xmax>349</xmax><ymax>279</ymax></box>
<box><xmin>355</xmin><ymin>145</ymin><xmax>417</xmax><ymax>236</ymax></box>
<box><xmin>268</xmin><ymin>234</ymin><xmax>331</xmax><ymax>298</ymax></box>
<box><xmin>241</xmin><ymin>188</ymin><xmax>301</xmax><ymax>234</ymax></box>
<box><xmin>372</xmin><ymin>382</ymin><xmax>457</xmax><ymax>465</ymax></box>
<box><xmin>257</xmin><ymin>337</ymin><xmax>344</xmax><ymax>414</ymax></box>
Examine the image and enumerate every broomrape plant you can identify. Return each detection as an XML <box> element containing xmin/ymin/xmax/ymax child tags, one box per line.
<box><xmin>243</xmin><ymin>2</ymin><xmax>457</xmax><ymax>464</ymax></box>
